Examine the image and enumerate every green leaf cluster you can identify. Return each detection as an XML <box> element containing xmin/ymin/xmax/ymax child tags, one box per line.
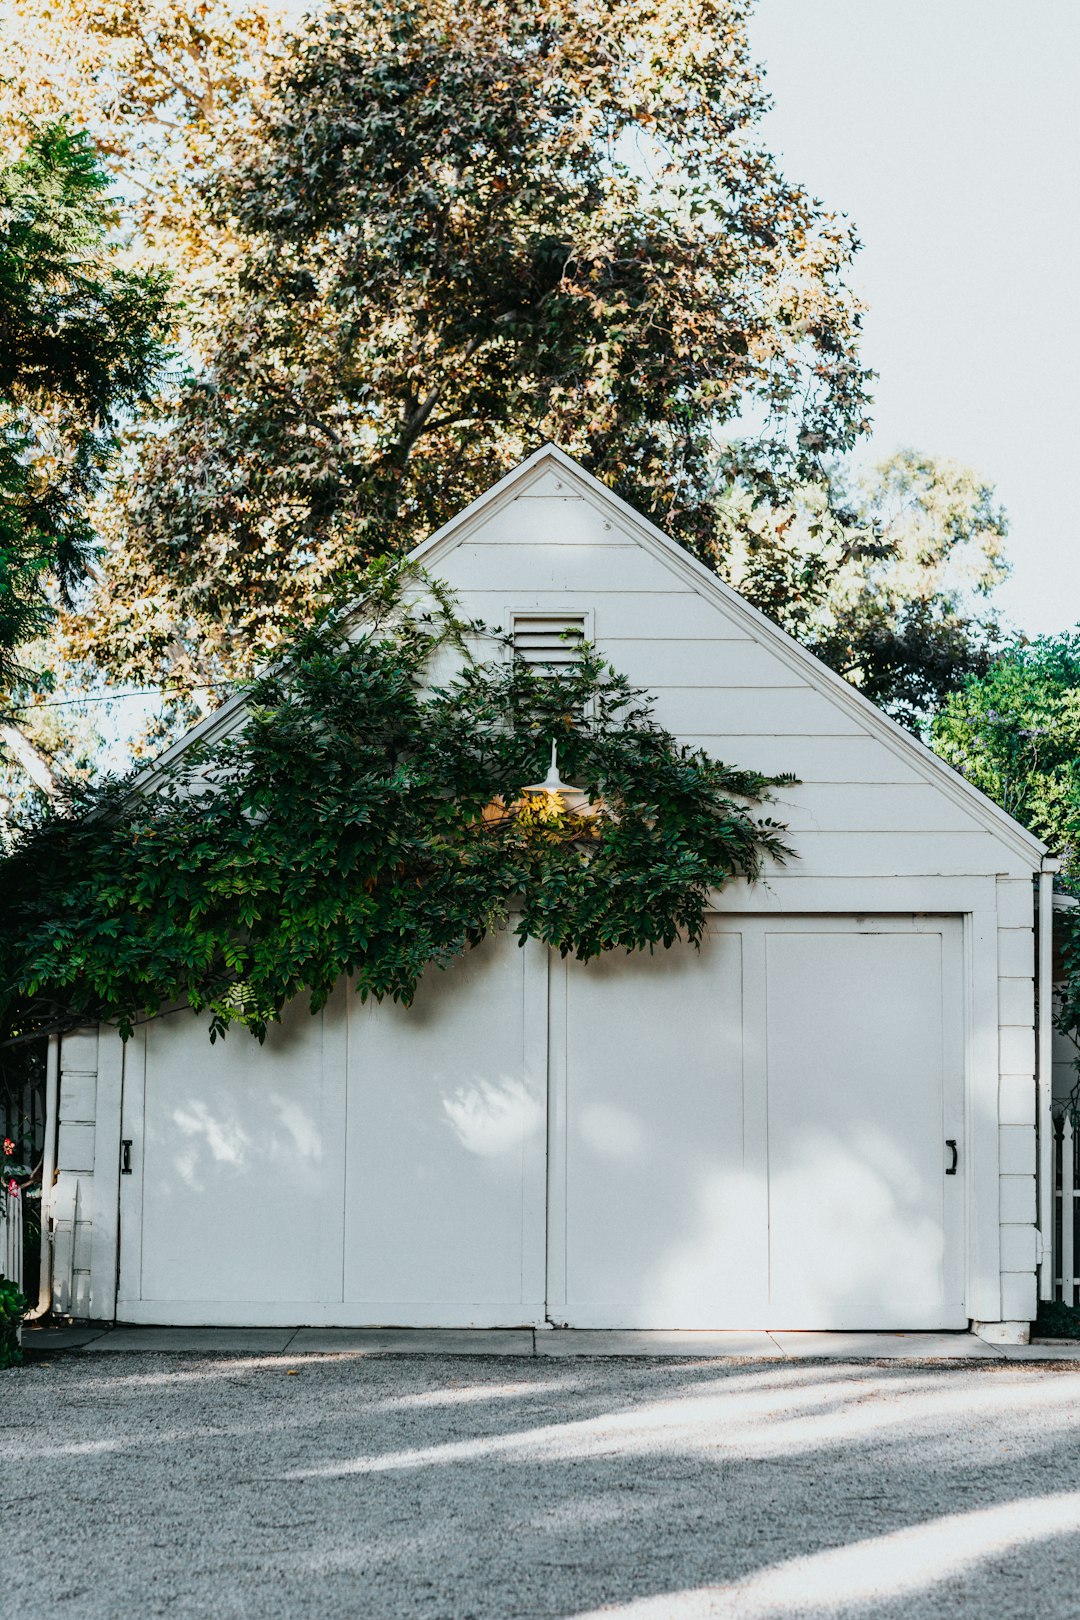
<box><xmin>0</xmin><ymin>570</ymin><xmax>793</xmax><ymax>1043</ymax></box>
<box><xmin>0</xmin><ymin>1275</ymin><xmax>27</xmax><ymax>1369</ymax></box>
<box><xmin>931</xmin><ymin>632</ymin><xmax>1080</xmax><ymax>1103</ymax></box>
<box><xmin>931</xmin><ymin>633</ymin><xmax>1080</xmax><ymax>859</ymax></box>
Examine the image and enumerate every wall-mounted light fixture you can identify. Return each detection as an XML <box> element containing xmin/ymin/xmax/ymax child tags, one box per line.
<box><xmin>520</xmin><ymin>741</ymin><xmax>590</xmax><ymax>816</ymax></box>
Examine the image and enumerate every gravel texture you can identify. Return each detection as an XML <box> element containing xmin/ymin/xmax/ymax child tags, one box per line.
<box><xmin>6</xmin><ymin>1353</ymin><xmax>1080</xmax><ymax>1618</ymax></box>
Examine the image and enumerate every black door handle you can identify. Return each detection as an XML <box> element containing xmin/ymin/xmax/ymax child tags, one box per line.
<box><xmin>121</xmin><ymin>1139</ymin><xmax>133</xmax><ymax>1175</ymax></box>
<box><xmin>945</xmin><ymin>1139</ymin><xmax>958</xmax><ymax>1175</ymax></box>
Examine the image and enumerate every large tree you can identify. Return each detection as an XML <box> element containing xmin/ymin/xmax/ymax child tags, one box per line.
<box><xmin>74</xmin><ymin>0</ymin><xmax>874</xmax><ymax>692</ymax></box>
<box><xmin>0</xmin><ymin>121</ymin><xmax>169</xmax><ymax>793</ymax></box>
<box><xmin>7</xmin><ymin>0</ymin><xmax>1010</xmax><ymax>730</ymax></box>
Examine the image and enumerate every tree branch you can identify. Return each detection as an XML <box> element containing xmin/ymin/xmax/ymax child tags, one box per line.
<box><xmin>396</xmin><ymin>336</ymin><xmax>483</xmax><ymax>463</ymax></box>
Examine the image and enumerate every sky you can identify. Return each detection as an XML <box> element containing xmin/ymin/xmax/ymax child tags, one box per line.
<box><xmin>747</xmin><ymin>0</ymin><xmax>1080</xmax><ymax>637</ymax></box>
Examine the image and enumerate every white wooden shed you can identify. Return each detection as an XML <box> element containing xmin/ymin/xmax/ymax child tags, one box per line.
<box><xmin>41</xmin><ymin>446</ymin><xmax>1055</xmax><ymax>1338</ymax></box>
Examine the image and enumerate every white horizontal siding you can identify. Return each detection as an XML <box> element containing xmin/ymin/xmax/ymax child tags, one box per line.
<box><xmin>996</xmin><ymin>879</ymin><xmax>1035</xmax><ymax>929</ymax></box>
<box><xmin>441</xmin><ymin>543</ymin><xmax>685</xmax><ymax>594</ymax></box>
<box><xmin>1001</xmin><ymin>1271</ymin><xmax>1036</xmax><ymax>1320</ymax></box>
<box><xmin>777</xmin><ymin>832</ymin><xmax>1026</xmax><ymax>878</ymax></box>
<box><xmin>1000</xmin><ymin>1026</ymin><xmax>1036</xmax><ymax>1075</ymax></box>
<box><xmin>1000</xmin><ymin>1175</ymin><xmax>1036</xmax><ymax>1223</ymax></box>
<box><xmin>997</xmin><ymin>976</ymin><xmax>1034</xmax><ymax>1026</ymax></box>
<box><xmin>999</xmin><ymin>1225</ymin><xmax>1037</xmax><ymax>1270</ymax></box>
<box><xmin>680</xmin><ymin>736</ymin><xmax>927</xmax><ymax>784</ymax></box>
<box><xmin>473</xmin><ymin>498</ymin><xmax>622</xmax><ymax>544</ymax></box>
<box><xmin>648</xmin><ymin>688</ymin><xmax>866</xmax><ymax>737</ymax></box>
<box><xmin>771</xmin><ymin>783</ymin><xmax>988</xmax><ymax>835</ymax></box>
<box><xmin>999</xmin><ymin>929</ymin><xmax>1035</xmax><ymax>977</ymax></box>
<box><xmin>594</xmin><ymin>638</ymin><xmax>810</xmax><ymax>688</ymax></box>
<box><xmin>999</xmin><ymin>1075</ymin><xmax>1035</xmax><ymax>1126</ymax></box>
<box><xmin>999</xmin><ymin>1125</ymin><xmax>1034</xmax><ymax>1176</ymax></box>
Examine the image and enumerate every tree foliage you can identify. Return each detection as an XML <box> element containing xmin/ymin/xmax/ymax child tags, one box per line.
<box><xmin>931</xmin><ymin>632</ymin><xmax>1080</xmax><ymax>864</ymax></box>
<box><xmin>0</xmin><ymin>569</ymin><xmax>792</xmax><ymax>1044</ymax></box>
<box><xmin>1</xmin><ymin>0</ymin><xmax>277</xmax><ymax>299</ymax></box>
<box><xmin>723</xmin><ymin>448</ymin><xmax>1009</xmax><ymax>728</ymax></box>
<box><xmin>78</xmin><ymin>0</ymin><xmax>872</xmax><ymax>693</ymax></box>
<box><xmin>931</xmin><ymin>633</ymin><xmax>1080</xmax><ymax>1097</ymax></box>
<box><xmin>0</xmin><ymin>119</ymin><xmax>170</xmax><ymax>691</ymax></box>
<box><xmin>4</xmin><ymin>0</ymin><xmax>1013</xmax><ymax>741</ymax></box>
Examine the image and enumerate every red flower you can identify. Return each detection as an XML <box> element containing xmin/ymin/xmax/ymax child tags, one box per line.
<box><xmin>6</xmin><ymin>1179</ymin><xmax>18</xmax><ymax>1197</ymax></box>
<box><xmin>2</xmin><ymin>1139</ymin><xmax>13</xmax><ymax>1157</ymax></box>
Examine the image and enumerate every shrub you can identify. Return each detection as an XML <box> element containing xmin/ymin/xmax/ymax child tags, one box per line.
<box><xmin>0</xmin><ymin>1275</ymin><xmax>27</xmax><ymax>1369</ymax></box>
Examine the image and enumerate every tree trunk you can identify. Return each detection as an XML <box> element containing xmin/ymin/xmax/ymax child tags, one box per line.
<box><xmin>0</xmin><ymin>721</ymin><xmax>62</xmax><ymax>802</ymax></box>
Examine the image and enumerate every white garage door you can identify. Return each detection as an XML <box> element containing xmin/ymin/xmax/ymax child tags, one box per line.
<box><xmin>549</xmin><ymin>916</ymin><xmax>966</xmax><ymax>1330</ymax></box>
<box><xmin>118</xmin><ymin>916</ymin><xmax>965</xmax><ymax>1329</ymax></box>
<box><xmin>118</xmin><ymin>932</ymin><xmax>546</xmax><ymax>1325</ymax></box>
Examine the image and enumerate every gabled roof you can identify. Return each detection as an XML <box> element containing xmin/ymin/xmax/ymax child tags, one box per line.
<box><xmin>134</xmin><ymin>443</ymin><xmax>1046</xmax><ymax>866</ymax></box>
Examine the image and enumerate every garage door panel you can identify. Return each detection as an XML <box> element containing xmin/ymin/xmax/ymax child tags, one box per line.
<box><xmin>554</xmin><ymin>916</ymin><xmax>965</xmax><ymax>1332</ymax></box>
<box><xmin>555</xmin><ymin>932</ymin><xmax>769</xmax><ymax>1327</ymax></box>
<box><xmin>132</xmin><ymin>989</ymin><xmax>346</xmax><ymax>1306</ymax></box>
<box><xmin>765</xmin><ymin>928</ymin><xmax>964</xmax><ymax>1328</ymax></box>
<box><xmin>343</xmin><ymin>930</ymin><xmax>545</xmax><ymax>1319</ymax></box>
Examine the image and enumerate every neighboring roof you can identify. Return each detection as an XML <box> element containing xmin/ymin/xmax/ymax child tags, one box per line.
<box><xmin>133</xmin><ymin>443</ymin><xmax>1047</xmax><ymax>866</ymax></box>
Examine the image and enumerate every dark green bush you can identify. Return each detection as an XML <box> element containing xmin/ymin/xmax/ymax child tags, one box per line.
<box><xmin>0</xmin><ymin>1274</ymin><xmax>27</xmax><ymax>1369</ymax></box>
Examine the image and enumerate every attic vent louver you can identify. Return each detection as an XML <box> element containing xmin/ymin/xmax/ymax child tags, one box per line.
<box><xmin>512</xmin><ymin>614</ymin><xmax>586</xmax><ymax>674</ymax></box>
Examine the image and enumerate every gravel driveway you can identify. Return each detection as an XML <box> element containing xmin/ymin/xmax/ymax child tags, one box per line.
<box><xmin>6</xmin><ymin>1353</ymin><xmax>1080</xmax><ymax>1619</ymax></box>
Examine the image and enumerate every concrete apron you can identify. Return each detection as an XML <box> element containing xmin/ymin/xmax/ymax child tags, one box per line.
<box><xmin>21</xmin><ymin>1324</ymin><xmax>1080</xmax><ymax>1361</ymax></box>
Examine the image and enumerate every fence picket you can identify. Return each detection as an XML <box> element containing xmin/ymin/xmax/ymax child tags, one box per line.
<box><xmin>1063</xmin><ymin>1116</ymin><xmax>1076</xmax><ymax>1307</ymax></box>
<box><xmin>2</xmin><ymin>1189</ymin><xmax>22</xmax><ymax>1296</ymax></box>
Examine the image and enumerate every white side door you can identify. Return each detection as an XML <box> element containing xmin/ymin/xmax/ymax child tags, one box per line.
<box><xmin>763</xmin><ymin>918</ymin><xmax>966</xmax><ymax>1329</ymax></box>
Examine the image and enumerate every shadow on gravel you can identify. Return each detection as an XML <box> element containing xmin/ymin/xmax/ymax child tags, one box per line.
<box><xmin>6</xmin><ymin>1354</ymin><xmax>1080</xmax><ymax>1619</ymax></box>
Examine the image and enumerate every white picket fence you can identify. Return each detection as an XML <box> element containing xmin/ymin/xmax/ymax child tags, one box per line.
<box><xmin>2</xmin><ymin>1189</ymin><xmax>23</xmax><ymax>1295</ymax></box>
<box><xmin>1054</xmin><ymin>1114</ymin><xmax>1080</xmax><ymax>1303</ymax></box>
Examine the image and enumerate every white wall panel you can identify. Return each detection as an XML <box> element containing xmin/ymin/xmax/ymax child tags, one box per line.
<box><xmin>126</xmin><ymin>993</ymin><xmax>347</xmax><ymax>1308</ymax></box>
<box><xmin>774</xmin><ymin>831</ymin><xmax>1017</xmax><ymax>878</ymax></box>
<box><xmin>679</xmin><ymin>735</ymin><xmax>927</xmax><ymax>785</ymax></box>
<box><xmin>1001</xmin><ymin>1270</ymin><xmax>1037</xmax><ymax>1320</ymax></box>
<box><xmin>999</xmin><ymin>1026</ymin><xmax>1036</xmax><ymax>1075</ymax></box>
<box><xmin>1000</xmin><ymin>1175</ymin><xmax>1036</xmax><ymax>1223</ymax></box>
<box><xmin>999</xmin><ymin>1125</ymin><xmax>1035</xmax><ymax>1176</ymax></box>
<box><xmin>998</xmin><ymin>976</ymin><xmax>1035</xmax><ymax>1027</ymax></box>
<box><xmin>471</xmin><ymin>497</ymin><xmax>625</xmax><ymax>545</ymax></box>
<box><xmin>999</xmin><ymin>929</ymin><xmax>1036</xmax><ymax>977</ymax></box>
<box><xmin>343</xmin><ymin>930</ymin><xmax>545</xmax><ymax>1323</ymax></box>
<box><xmin>996</xmin><ymin>879</ymin><xmax>1035</xmax><ymax>929</ymax></box>
<box><xmin>999</xmin><ymin>1076</ymin><xmax>1036</xmax><ymax>1126</ymax></box>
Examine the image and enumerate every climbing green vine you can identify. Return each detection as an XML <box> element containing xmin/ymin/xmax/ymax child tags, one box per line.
<box><xmin>0</xmin><ymin>567</ymin><xmax>794</xmax><ymax>1044</ymax></box>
